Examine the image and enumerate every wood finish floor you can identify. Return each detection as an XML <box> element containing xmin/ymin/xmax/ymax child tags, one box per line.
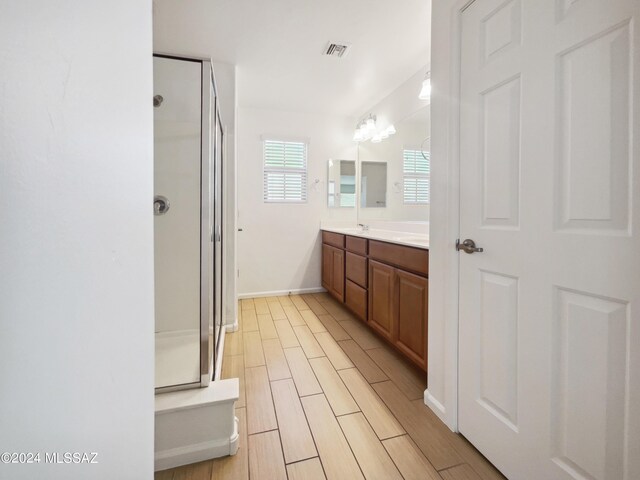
<box><xmin>156</xmin><ymin>293</ymin><xmax>506</xmax><ymax>480</ymax></box>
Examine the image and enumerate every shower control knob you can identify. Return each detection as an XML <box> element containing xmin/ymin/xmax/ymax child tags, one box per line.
<box><xmin>154</xmin><ymin>195</ymin><xmax>170</xmax><ymax>215</ymax></box>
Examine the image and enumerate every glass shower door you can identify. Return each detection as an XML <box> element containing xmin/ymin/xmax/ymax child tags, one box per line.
<box><xmin>153</xmin><ymin>56</ymin><xmax>203</xmax><ymax>390</ymax></box>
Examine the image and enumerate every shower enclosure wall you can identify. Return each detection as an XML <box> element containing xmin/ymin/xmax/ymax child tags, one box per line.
<box><xmin>153</xmin><ymin>54</ymin><xmax>224</xmax><ymax>393</ymax></box>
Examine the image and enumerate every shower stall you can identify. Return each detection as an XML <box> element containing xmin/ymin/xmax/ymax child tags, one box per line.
<box><xmin>153</xmin><ymin>54</ymin><xmax>224</xmax><ymax>393</ymax></box>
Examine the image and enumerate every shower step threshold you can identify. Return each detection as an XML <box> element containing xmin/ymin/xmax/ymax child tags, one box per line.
<box><xmin>155</xmin><ymin>378</ymin><xmax>239</xmax><ymax>471</ymax></box>
<box><xmin>155</xmin><ymin>378</ymin><xmax>238</xmax><ymax>414</ymax></box>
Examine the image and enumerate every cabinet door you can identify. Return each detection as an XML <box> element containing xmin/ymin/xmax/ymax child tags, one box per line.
<box><xmin>322</xmin><ymin>244</ymin><xmax>332</xmax><ymax>291</ymax></box>
<box><xmin>368</xmin><ymin>260</ymin><xmax>395</xmax><ymax>340</ymax></box>
<box><xmin>345</xmin><ymin>279</ymin><xmax>367</xmax><ymax>321</ymax></box>
<box><xmin>395</xmin><ymin>269</ymin><xmax>428</xmax><ymax>371</ymax></box>
<box><xmin>331</xmin><ymin>247</ymin><xmax>345</xmax><ymax>302</ymax></box>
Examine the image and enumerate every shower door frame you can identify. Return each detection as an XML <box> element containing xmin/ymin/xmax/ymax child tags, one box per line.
<box><xmin>154</xmin><ymin>54</ymin><xmax>220</xmax><ymax>394</ymax></box>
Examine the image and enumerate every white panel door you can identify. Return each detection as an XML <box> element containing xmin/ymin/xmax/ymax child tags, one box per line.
<box><xmin>458</xmin><ymin>1</ymin><xmax>640</xmax><ymax>479</ymax></box>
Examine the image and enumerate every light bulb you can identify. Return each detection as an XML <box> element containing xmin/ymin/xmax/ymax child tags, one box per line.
<box><xmin>380</xmin><ymin>130</ymin><xmax>389</xmax><ymax>139</ymax></box>
<box><xmin>371</xmin><ymin>134</ymin><xmax>382</xmax><ymax>143</ymax></box>
<box><xmin>366</xmin><ymin>116</ymin><xmax>376</xmax><ymax>131</ymax></box>
<box><xmin>386</xmin><ymin>124</ymin><xmax>396</xmax><ymax>135</ymax></box>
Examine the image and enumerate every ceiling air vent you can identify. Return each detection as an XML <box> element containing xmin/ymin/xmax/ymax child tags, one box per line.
<box><xmin>323</xmin><ymin>42</ymin><xmax>350</xmax><ymax>58</ymax></box>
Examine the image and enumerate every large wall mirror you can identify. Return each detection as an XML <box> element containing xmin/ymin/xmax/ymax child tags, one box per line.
<box><xmin>327</xmin><ymin>159</ymin><xmax>356</xmax><ymax>208</ymax></box>
<box><xmin>357</xmin><ymin>106</ymin><xmax>430</xmax><ymax>223</ymax></box>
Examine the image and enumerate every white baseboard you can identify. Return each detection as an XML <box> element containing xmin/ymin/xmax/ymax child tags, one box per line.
<box><xmin>238</xmin><ymin>287</ymin><xmax>325</xmax><ymax>299</ymax></box>
<box><xmin>155</xmin><ymin>434</ymin><xmax>236</xmax><ymax>471</ymax></box>
<box><xmin>225</xmin><ymin>318</ymin><xmax>239</xmax><ymax>333</ymax></box>
<box><xmin>229</xmin><ymin>416</ymin><xmax>239</xmax><ymax>455</ymax></box>
<box><xmin>424</xmin><ymin>389</ymin><xmax>454</xmax><ymax>431</ymax></box>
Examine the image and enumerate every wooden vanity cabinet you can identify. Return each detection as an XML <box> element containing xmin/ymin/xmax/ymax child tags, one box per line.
<box><xmin>321</xmin><ymin>231</ymin><xmax>428</xmax><ymax>371</ymax></box>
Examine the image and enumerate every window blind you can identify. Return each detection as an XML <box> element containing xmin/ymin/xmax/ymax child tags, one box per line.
<box><xmin>263</xmin><ymin>140</ymin><xmax>308</xmax><ymax>203</ymax></box>
<box><xmin>403</xmin><ymin>149</ymin><xmax>430</xmax><ymax>204</ymax></box>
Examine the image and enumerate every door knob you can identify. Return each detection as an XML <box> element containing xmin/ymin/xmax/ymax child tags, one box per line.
<box><xmin>456</xmin><ymin>238</ymin><xmax>484</xmax><ymax>254</ymax></box>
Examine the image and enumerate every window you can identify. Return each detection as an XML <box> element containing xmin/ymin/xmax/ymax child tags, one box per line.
<box><xmin>263</xmin><ymin>139</ymin><xmax>308</xmax><ymax>203</ymax></box>
<box><xmin>403</xmin><ymin>148</ymin><xmax>430</xmax><ymax>204</ymax></box>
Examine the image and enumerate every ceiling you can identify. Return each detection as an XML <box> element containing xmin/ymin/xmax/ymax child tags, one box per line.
<box><xmin>153</xmin><ymin>0</ymin><xmax>431</xmax><ymax>117</ymax></box>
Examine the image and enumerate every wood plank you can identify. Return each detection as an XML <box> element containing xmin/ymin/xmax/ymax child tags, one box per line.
<box><xmin>316</xmin><ymin>314</ymin><xmax>351</xmax><ymax>341</ymax></box>
<box><xmin>270</xmin><ymin>379</ymin><xmax>317</xmax><ymax>463</ymax></box>
<box><xmin>248</xmin><ymin>430</ymin><xmax>287</xmax><ymax>480</ymax></box>
<box><xmin>309</xmin><ymin>357</ymin><xmax>359</xmax><ymax>416</ymax></box>
<box><xmin>224</xmin><ymin>330</ymin><xmax>243</xmax><ymax>356</ymax></box>
<box><xmin>171</xmin><ymin>460</ymin><xmax>212</xmax><ymax>480</ymax></box>
<box><xmin>338</xmin><ymin>413</ymin><xmax>402</xmax><ymax>480</ymax></box>
<box><xmin>268</xmin><ymin>301</ymin><xmax>287</xmax><ymax>320</ymax></box>
<box><xmin>283</xmin><ymin>305</ymin><xmax>306</xmax><ymax>326</ymax></box>
<box><xmin>302</xmin><ymin>295</ymin><xmax>330</xmax><ymax>315</ymax></box>
<box><xmin>241</xmin><ymin>298</ymin><xmax>255</xmax><ymax>310</ymax></box>
<box><xmin>274</xmin><ymin>320</ymin><xmax>300</xmax><ymax>348</ymax></box>
<box><xmin>262</xmin><ymin>338</ymin><xmax>291</xmax><ymax>381</ymax></box>
<box><xmin>341</xmin><ymin>319</ymin><xmax>384</xmax><ymax>350</ymax></box>
<box><xmin>301</xmin><ymin>309</ymin><xmax>328</xmax><ymax>333</ymax></box>
<box><xmin>283</xmin><ymin>347</ymin><xmax>322</xmax><ymax>396</ymax></box>
<box><xmin>211</xmin><ymin>407</ymin><xmax>249</xmax><ymax>480</ymax></box>
<box><xmin>367</xmin><ymin>348</ymin><xmax>426</xmax><ymax>400</ymax></box>
<box><xmin>382</xmin><ymin>434</ymin><xmax>441</xmax><ymax>480</ymax></box>
<box><xmin>409</xmin><ymin>400</ymin><xmax>506</xmax><ymax>480</ymax></box>
<box><xmin>293</xmin><ymin>325</ymin><xmax>325</xmax><ymax>358</ymax></box>
<box><xmin>245</xmin><ymin>366</ymin><xmax>277</xmax><ymax>434</ymax></box>
<box><xmin>315</xmin><ymin>332</ymin><xmax>354</xmax><ymax>370</ymax></box>
<box><xmin>237</xmin><ymin>307</ymin><xmax>243</xmax><ymax>332</ymax></box>
<box><xmin>253</xmin><ymin>297</ymin><xmax>270</xmax><ymax>315</ymax></box>
<box><xmin>440</xmin><ymin>464</ymin><xmax>483</xmax><ymax>480</ymax></box>
<box><xmin>338</xmin><ymin>368</ymin><xmax>404</xmax><ymax>439</ymax></box>
<box><xmin>278</xmin><ymin>295</ymin><xmax>293</xmax><ymax>306</ymax></box>
<box><xmin>242</xmin><ymin>309</ymin><xmax>258</xmax><ymax>332</ymax></box>
<box><xmin>338</xmin><ymin>340</ymin><xmax>388</xmax><ymax>384</ymax></box>
<box><xmin>221</xmin><ymin>355</ymin><xmax>246</xmax><ymax>408</ymax></box>
<box><xmin>266</xmin><ymin>296</ymin><xmax>280</xmax><ymax>303</ymax></box>
<box><xmin>312</xmin><ymin>291</ymin><xmax>333</xmax><ymax>303</ymax></box>
<box><xmin>323</xmin><ymin>300</ymin><xmax>354</xmax><ymax>321</ymax></box>
<box><xmin>243</xmin><ymin>331</ymin><xmax>265</xmax><ymax>368</ymax></box>
<box><xmin>286</xmin><ymin>457</ymin><xmax>326</xmax><ymax>480</ymax></box>
<box><xmin>301</xmin><ymin>394</ymin><xmax>364</xmax><ymax>480</ymax></box>
<box><xmin>372</xmin><ymin>381</ymin><xmax>463</xmax><ymax>470</ymax></box>
<box><xmin>257</xmin><ymin>313</ymin><xmax>278</xmax><ymax>340</ymax></box>
<box><xmin>154</xmin><ymin>469</ymin><xmax>174</xmax><ymax>480</ymax></box>
<box><xmin>291</xmin><ymin>295</ymin><xmax>310</xmax><ymax>310</ymax></box>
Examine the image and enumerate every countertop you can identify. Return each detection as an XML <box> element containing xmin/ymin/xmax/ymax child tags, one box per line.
<box><xmin>321</xmin><ymin>226</ymin><xmax>429</xmax><ymax>250</ymax></box>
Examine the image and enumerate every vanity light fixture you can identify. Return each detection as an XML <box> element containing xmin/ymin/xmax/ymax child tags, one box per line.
<box><xmin>419</xmin><ymin>70</ymin><xmax>431</xmax><ymax>100</ymax></box>
<box><xmin>352</xmin><ymin>115</ymin><xmax>396</xmax><ymax>143</ymax></box>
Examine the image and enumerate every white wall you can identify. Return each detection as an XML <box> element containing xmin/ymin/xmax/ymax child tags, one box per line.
<box><xmin>0</xmin><ymin>2</ymin><xmax>155</xmax><ymax>479</ymax></box>
<box><xmin>237</xmin><ymin>106</ymin><xmax>356</xmax><ymax>296</ymax></box>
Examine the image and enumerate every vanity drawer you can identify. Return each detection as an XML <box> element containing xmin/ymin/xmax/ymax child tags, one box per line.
<box><xmin>346</xmin><ymin>235</ymin><xmax>368</xmax><ymax>255</ymax></box>
<box><xmin>345</xmin><ymin>279</ymin><xmax>367</xmax><ymax>321</ymax></box>
<box><xmin>346</xmin><ymin>252</ymin><xmax>367</xmax><ymax>288</ymax></box>
<box><xmin>368</xmin><ymin>240</ymin><xmax>429</xmax><ymax>276</ymax></box>
<box><xmin>322</xmin><ymin>231</ymin><xmax>345</xmax><ymax>249</ymax></box>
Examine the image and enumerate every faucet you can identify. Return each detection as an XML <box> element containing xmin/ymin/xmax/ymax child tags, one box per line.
<box><xmin>358</xmin><ymin>223</ymin><xmax>369</xmax><ymax>231</ymax></box>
